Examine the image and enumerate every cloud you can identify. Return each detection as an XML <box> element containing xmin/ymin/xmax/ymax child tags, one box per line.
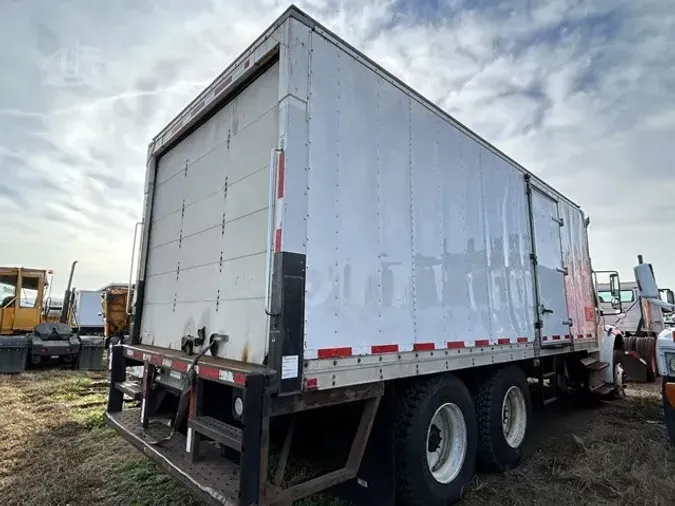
<box><xmin>0</xmin><ymin>0</ymin><xmax>673</xmax><ymax>295</ymax></box>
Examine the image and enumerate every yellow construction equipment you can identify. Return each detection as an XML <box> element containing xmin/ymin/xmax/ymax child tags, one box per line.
<box><xmin>0</xmin><ymin>261</ymin><xmax>105</xmax><ymax>373</ymax></box>
<box><xmin>100</xmin><ymin>283</ymin><xmax>134</xmax><ymax>347</ymax></box>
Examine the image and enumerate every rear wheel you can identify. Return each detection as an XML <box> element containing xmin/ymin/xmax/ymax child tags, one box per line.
<box><xmin>475</xmin><ymin>365</ymin><xmax>531</xmax><ymax>472</ymax></box>
<box><xmin>395</xmin><ymin>375</ymin><xmax>477</xmax><ymax>505</ymax></box>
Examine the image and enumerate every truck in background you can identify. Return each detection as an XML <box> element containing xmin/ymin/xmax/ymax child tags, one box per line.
<box><xmin>0</xmin><ymin>261</ymin><xmax>105</xmax><ymax>372</ymax></box>
<box><xmin>105</xmin><ymin>6</ymin><xmax>631</xmax><ymax>505</ymax></box>
<box><xmin>72</xmin><ymin>289</ymin><xmax>105</xmax><ymax>333</ymax></box>
<box><xmin>598</xmin><ymin>274</ymin><xmax>674</xmax><ymax>380</ymax></box>
<box><xmin>100</xmin><ymin>283</ymin><xmax>134</xmax><ymax>348</ymax></box>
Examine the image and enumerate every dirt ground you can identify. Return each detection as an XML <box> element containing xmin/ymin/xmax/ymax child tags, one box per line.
<box><xmin>1</xmin><ymin>368</ymin><xmax>674</xmax><ymax>506</ymax></box>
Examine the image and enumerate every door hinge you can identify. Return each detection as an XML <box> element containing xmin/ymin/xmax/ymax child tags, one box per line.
<box><xmin>535</xmin><ymin>321</ymin><xmax>543</xmax><ymax>330</ymax></box>
<box><xmin>530</xmin><ymin>253</ymin><xmax>538</xmax><ymax>266</ymax></box>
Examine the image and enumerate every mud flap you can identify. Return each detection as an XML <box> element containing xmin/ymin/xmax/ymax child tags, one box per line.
<box><xmin>622</xmin><ymin>351</ymin><xmax>649</xmax><ymax>382</ymax></box>
<box><xmin>335</xmin><ymin>384</ymin><xmax>396</xmax><ymax>506</ymax></box>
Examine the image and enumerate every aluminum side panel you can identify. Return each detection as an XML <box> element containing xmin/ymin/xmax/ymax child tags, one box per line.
<box><xmin>140</xmin><ymin>62</ymin><xmax>280</xmax><ymax>364</ymax></box>
<box><xmin>304</xmin><ymin>33</ymin><xmax>536</xmax><ymax>357</ymax></box>
<box><xmin>559</xmin><ymin>202</ymin><xmax>597</xmax><ymax>338</ymax></box>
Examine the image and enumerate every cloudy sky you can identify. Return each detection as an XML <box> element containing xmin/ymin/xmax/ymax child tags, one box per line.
<box><xmin>0</xmin><ymin>0</ymin><xmax>673</xmax><ymax>294</ymax></box>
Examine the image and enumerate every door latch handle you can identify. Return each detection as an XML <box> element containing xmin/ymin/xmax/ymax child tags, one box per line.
<box><xmin>539</xmin><ymin>305</ymin><xmax>553</xmax><ymax>315</ymax></box>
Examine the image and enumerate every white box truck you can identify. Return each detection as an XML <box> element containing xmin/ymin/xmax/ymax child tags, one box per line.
<box><xmin>72</xmin><ymin>289</ymin><xmax>105</xmax><ymax>331</ymax></box>
<box><xmin>106</xmin><ymin>6</ymin><xmax>627</xmax><ymax>505</ymax></box>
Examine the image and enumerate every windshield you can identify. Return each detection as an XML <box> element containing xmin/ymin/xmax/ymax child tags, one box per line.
<box><xmin>0</xmin><ymin>274</ymin><xmax>18</xmax><ymax>307</ymax></box>
<box><xmin>20</xmin><ymin>275</ymin><xmax>41</xmax><ymax>308</ymax></box>
<box><xmin>598</xmin><ymin>290</ymin><xmax>635</xmax><ymax>303</ymax></box>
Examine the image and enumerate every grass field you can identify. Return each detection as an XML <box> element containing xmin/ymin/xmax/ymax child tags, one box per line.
<box><xmin>1</xmin><ymin>368</ymin><xmax>674</xmax><ymax>505</ymax></box>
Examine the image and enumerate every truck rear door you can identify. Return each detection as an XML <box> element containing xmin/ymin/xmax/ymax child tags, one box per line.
<box><xmin>140</xmin><ymin>61</ymin><xmax>280</xmax><ymax>365</ymax></box>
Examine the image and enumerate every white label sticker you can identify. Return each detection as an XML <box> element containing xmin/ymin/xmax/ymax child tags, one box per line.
<box><xmin>281</xmin><ymin>355</ymin><xmax>299</xmax><ymax>380</ymax></box>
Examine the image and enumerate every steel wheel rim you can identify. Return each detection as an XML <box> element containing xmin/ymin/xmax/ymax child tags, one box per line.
<box><xmin>502</xmin><ymin>386</ymin><xmax>527</xmax><ymax>448</ymax></box>
<box><xmin>426</xmin><ymin>402</ymin><xmax>467</xmax><ymax>484</ymax></box>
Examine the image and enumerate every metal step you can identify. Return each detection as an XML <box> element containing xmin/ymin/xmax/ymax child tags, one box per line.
<box><xmin>115</xmin><ymin>381</ymin><xmax>142</xmax><ymax>401</ymax></box>
<box><xmin>592</xmin><ymin>384</ymin><xmax>615</xmax><ymax>396</ymax></box>
<box><xmin>580</xmin><ymin>356</ymin><xmax>599</xmax><ymax>367</ymax></box>
<box><xmin>543</xmin><ymin>371</ymin><xmax>556</xmax><ymax>379</ymax></box>
<box><xmin>188</xmin><ymin>416</ymin><xmax>243</xmax><ymax>452</ymax></box>
<box><xmin>543</xmin><ymin>396</ymin><xmax>558</xmax><ymax>406</ymax></box>
<box><xmin>586</xmin><ymin>361</ymin><xmax>609</xmax><ymax>372</ymax></box>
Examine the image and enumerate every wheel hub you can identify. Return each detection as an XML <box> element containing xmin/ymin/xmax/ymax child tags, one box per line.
<box><xmin>501</xmin><ymin>386</ymin><xmax>527</xmax><ymax>449</ymax></box>
<box><xmin>427</xmin><ymin>424</ymin><xmax>442</xmax><ymax>452</ymax></box>
<box><xmin>425</xmin><ymin>403</ymin><xmax>467</xmax><ymax>484</ymax></box>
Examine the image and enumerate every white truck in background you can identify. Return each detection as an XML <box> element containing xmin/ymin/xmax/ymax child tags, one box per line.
<box><xmin>72</xmin><ymin>289</ymin><xmax>105</xmax><ymax>333</ymax></box>
<box><xmin>104</xmin><ymin>6</ymin><xmax>632</xmax><ymax>505</ymax></box>
<box><xmin>597</xmin><ymin>261</ymin><xmax>675</xmax><ymax>381</ymax></box>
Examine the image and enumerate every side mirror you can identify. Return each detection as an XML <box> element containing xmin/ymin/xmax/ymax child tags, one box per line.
<box><xmin>609</xmin><ymin>272</ymin><xmax>622</xmax><ymax>313</ymax></box>
<box><xmin>660</xmin><ymin>288</ymin><xmax>675</xmax><ymax>306</ymax></box>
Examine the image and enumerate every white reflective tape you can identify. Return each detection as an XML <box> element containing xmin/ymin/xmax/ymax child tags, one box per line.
<box><xmin>140</xmin><ymin>398</ymin><xmax>146</xmax><ymax>421</ymax></box>
<box><xmin>162</xmin><ymin>358</ymin><xmax>173</xmax><ymax>368</ymax></box>
<box><xmin>186</xmin><ymin>428</ymin><xmax>193</xmax><ymax>452</ymax></box>
<box><xmin>219</xmin><ymin>370</ymin><xmax>234</xmax><ymax>383</ymax></box>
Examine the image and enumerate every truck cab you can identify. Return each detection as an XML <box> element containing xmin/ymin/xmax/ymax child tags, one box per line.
<box><xmin>0</xmin><ymin>267</ymin><xmax>48</xmax><ymax>334</ymax></box>
<box><xmin>597</xmin><ymin>281</ymin><xmax>641</xmax><ymax>333</ymax></box>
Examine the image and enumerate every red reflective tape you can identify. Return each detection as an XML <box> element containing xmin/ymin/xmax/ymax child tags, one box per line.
<box><xmin>173</xmin><ymin>360</ymin><xmax>188</xmax><ymax>372</ymax></box>
<box><xmin>475</xmin><ymin>339</ymin><xmax>490</xmax><ymax>347</ymax></box>
<box><xmin>552</xmin><ymin>335</ymin><xmax>561</xmax><ymax>340</ymax></box>
<box><xmin>191</xmin><ymin>100</ymin><xmax>205</xmax><ymax>116</ymax></box>
<box><xmin>244</xmin><ymin>59</ymin><xmax>250</xmax><ymax>69</ymax></box>
<box><xmin>448</xmin><ymin>342</ymin><xmax>465</xmax><ymax>349</ymax></box>
<box><xmin>372</xmin><ymin>344</ymin><xmax>398</xmax><ymax>354</ymax></box>
<box><xmin>305</xmin><ymin>378</ymin><xmax>318</xmax><ymax>390</ymax></box>
<box><xmin>214</xmin><ymin>75</ymin><xmax>232</xmax><ymax>93</ymax></box>
<box><xmin>277</xmin><ymin>152</ymin><xmax>285</xmax><ymax>199</ymax></box>
<box><xmin>199</xmin><ymin>366</ymin><xmax>219</xmax><ymax>380</ymax></box>
<box><xmin>150</xmin><ymin>354</ymin><xmax>162</xmax><ymax>365</ymax></box>
<box><xmin>142</xmin><ymin>364</ymin><xmax>150</xmax><ymax>400</ymax></box>
<box><xmin>564</xmin><ymin>334</ymin><xmax>571</xmax><ymax>339</ymax></box>
<box><xmin>274</xmin><ymin>228</ymin><xmax>282</xmax><ymax>253</ymax></box>
<box><xmin>577</xmin><ymin>334</ymin><xmax>584</xmax><ymax>339</ymax></box>
<box><xmin>413</xmin><ymin>342</ymin><xmax>435</xmax><ymax>351</ymax></box>
<box><xmin>234</xmin><ymin>372</ymin><xmax>246</xmax><ymax>386</ymax></box>
<box><xmin>497</xmin><ymin>338</ymin><xmax>510</xmax><ymax>345</ymax></box>
<box><xmin>317</xmin><ymin>347</ymin><xmax>352</xmax><ymax>359</ymax></box>
<box><xmin>586</xmin><ymin>333</ymin><xmax>593</xmax><ymax>338</ymax></box>
<box><xmin>188</xmin><ymin>390</ymin><xmax>195</xmax><ymax>417</ymax></box>
<box><xmin>542</xmin><ymin>336</ymin><xmax>549</xmax><ymax>341</ymax></box>
<box><xmin>517</xmin><ymin>337</ymin><xmax>528</xmax><ymax>343</ymax></box>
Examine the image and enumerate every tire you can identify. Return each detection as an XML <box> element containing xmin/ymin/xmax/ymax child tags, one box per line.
<box><xmin>395</xmin><ymin>375</ymin><xmax>477</xmax><ymax>506</ymax></box>
<box><xmin>474</xmin><ymin>365</ymin><xmax>531</xmax><ymax>472</ymax></box>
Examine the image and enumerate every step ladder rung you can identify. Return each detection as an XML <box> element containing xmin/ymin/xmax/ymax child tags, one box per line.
<box><xmin>188</xmin><ymin>416</ymin><xmax>243</xmax><ymax>452</ymax></box>
<box><xmin>115</xmin><ymin>381</ymin><xmax>142</xmax><ymax>401</ymax></box>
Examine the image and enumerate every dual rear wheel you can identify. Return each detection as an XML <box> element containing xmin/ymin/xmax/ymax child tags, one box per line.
<box><xmin>395</xmin><ymin>366</ymin><xmax>531</xmax><ymax>505</ymax></box>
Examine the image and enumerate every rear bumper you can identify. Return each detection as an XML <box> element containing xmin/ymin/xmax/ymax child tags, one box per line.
<box><xmin>31</xmin><ymin>340</ymin><xmax>80</xmax><ymax>357</ymax></box>
<box><xmin>106</xmin><ymin>409</ymin><xmax>239</xmax><ymax>506</ymax></box>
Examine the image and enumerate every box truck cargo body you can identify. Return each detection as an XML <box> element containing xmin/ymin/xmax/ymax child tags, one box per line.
<box><xmin>73</xmin><ymin>289</ymin><xmax>104</xmax><ymax>330</ymax></box>
<box><xmin>106</xmin><ymin>6</ymin><xmax>623</xmax><ymax>506</ymax></box>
